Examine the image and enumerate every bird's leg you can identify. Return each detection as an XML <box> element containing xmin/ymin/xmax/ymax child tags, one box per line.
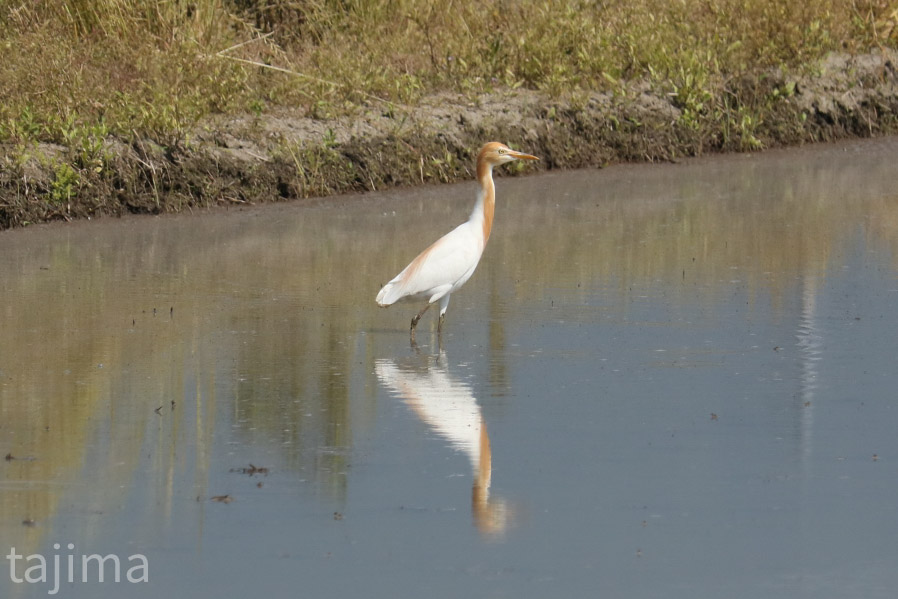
<box><xmin>437</xmin><ymin>294</ymin><xmax>451</xmax><ymax>337</ymax></box>
<box><xmin>437</xmin><ymin>315</ymin><xmax>446</xmax><ymax>351</ymax></box>
<box><xmin>411</xmin><ymin>303</ymin><xmax>431</xmax><ymax>330</ymax></box>
<box><xmin>410</xmin><ymin>303</ymin><xmax>431</xmax><ymax>344</ymax></box>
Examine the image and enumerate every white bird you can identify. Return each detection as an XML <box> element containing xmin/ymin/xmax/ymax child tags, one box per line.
<box><xmin>376</xmin><ymin>142</ymin><xmax>539</xmax><ymax>340</ymax></box>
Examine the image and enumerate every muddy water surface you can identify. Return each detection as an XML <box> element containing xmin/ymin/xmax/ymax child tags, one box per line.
<box><xmin>2</xmin><ymin>137</ymin><xmax>898</xmax><ymax>598</ymax></box>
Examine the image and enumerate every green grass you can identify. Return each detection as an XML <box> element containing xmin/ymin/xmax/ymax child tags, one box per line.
<box><xmin>1</xmin><ymin>0</ymin><xmax>895</xmax><ymax>148</ymax></box>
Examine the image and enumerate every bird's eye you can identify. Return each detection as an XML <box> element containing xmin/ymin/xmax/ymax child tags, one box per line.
<box><xmin>497</xmin><ymin>148</ymin><xmax>506</xmax><ymax>154</ymax></box>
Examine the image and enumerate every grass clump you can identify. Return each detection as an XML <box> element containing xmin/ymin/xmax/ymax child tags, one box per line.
<box><xmin>0</xmin><ymin>0</ymin><xmax>250</xmax><ymax>144</ymax></box>
<box><xmin>1</xmin><ymin>0</ymin><xmax>895</xmax><ymax>147</ymax></box>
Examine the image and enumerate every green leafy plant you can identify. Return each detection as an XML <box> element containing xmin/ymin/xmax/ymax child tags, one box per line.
<box><xmin>50</xmin><ymin>163</ymin><xmax>80</xmax><ymax>204</ymax></box>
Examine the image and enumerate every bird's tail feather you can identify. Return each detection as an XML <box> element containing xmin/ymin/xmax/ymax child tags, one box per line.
<box><xmin>376</xmin><ymin>281</ymin><xmax>401</xmax><ymax>307</ymax></box>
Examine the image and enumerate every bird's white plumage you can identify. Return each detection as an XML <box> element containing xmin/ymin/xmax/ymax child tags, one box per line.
<box><xmin>375</xmin><ymin>219</ymin><xmax>484</xmax><ymax>307</ymax></box>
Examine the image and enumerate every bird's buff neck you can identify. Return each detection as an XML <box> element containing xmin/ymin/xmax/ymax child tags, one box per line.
<box><xmin>473</xmin><ymin>161</ymin><xmax>496</xmax><ymax>244</ymax></box>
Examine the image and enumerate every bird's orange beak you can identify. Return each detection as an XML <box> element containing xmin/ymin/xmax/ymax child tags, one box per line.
<box><xmin>509</xmin><ymin>150</ymin><xmax>539</xmax><ymax>161</ymax></box>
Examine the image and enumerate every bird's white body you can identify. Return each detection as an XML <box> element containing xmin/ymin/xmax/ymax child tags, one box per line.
<box><xmin>375</xmin><ymin>195</ymin><xmax>487</xmax><ymax>313</ymax></box>
<box><xmin>376</xmin><ymin>142</ymin><xmax>538</xmax><ymax>338</ymax></box>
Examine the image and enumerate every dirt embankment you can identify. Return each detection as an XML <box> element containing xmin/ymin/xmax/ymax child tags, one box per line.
<box><xmin>1</xmin><ymin>49</ymin><xmax>897</xmax><ymax>229</ymax></box>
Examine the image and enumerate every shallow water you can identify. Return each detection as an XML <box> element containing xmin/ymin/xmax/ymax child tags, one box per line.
<box><xmin>2</xmin><ymin>137</ymin><xmax>898</xmax><ymax>598</ymax></box>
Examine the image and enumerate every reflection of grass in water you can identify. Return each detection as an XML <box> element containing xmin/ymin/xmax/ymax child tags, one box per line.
<box><xmin>866</xmin><ymin>195</ymin><xmax>898</xmax><ymax>271</ymax></box>
<box><xmin>493</xmin><ymin>147</ymin><xmax>898</xmax><ymax>316</ymax></box>
<box><xmin>2</xmin><ymin>143</ymin><xmax>898</xmax><ymax>537</ymax></box>
<box><xmin>0</xmin><ymin>250</ymin><xmax>201</xmax><ymax>556</ymax></box>
<box><xmin>0</xmin><ymin>215</ymin><xmax>381</xmax><ymax>536</ymax></box>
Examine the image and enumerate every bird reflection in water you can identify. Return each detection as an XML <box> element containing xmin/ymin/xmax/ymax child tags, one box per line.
<box><xmin>375</xmin><ymin>352</ymin><xmax>511</xmax><ymax>539</ymax></box>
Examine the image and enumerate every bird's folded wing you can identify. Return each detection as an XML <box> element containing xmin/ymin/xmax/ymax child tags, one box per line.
<box><xmin>380</xmin><ymin>222</ymin><xmax>482</xmax><ymax>304</ymax></box>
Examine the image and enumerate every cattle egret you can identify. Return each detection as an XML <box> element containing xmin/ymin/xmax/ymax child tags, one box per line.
<box><xmin>376</xmin><ymin>142</ymin><xmax>539</xmax><ymax>340</ymax></box>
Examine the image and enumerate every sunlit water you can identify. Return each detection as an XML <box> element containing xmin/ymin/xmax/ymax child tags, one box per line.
<box><xmin>2</xmin><ymin>137</ymin><xmax>897</xmax><ymax>598</ymax></box>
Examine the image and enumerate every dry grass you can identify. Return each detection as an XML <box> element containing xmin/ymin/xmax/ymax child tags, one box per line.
<box><xmin>0</xmin><ymin>0</ymin><xmax>895</xmax><ymax>146</ymax></box>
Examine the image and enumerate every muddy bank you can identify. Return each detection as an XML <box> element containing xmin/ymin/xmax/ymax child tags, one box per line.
<box><xmin>1</xmin><ymin>49</ymin><xmax>896</xmax><ymax>230</ymax></box>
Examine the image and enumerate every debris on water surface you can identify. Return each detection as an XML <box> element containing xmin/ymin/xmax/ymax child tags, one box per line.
<box><xmin>710</xmin><ymin>413</ymin><xmax>718</xmax><ymax>421</ymax></box>
<box><xmin>333</xmin><ymin>512</ymin><xmax>343</xmax><ymax>521</ymax></box>
<box><xmin>211</xmin><ymin>495</ymin><xmax>233</xmax><ymax>504</ymax></box>
<box><xmin>5</xmin><ymin>453</ymin><xmax>37</xmax><ymax>461</ymax></box>
<box><xmin>230</xmin><ymin>464</ymin><xmax>270</xmax><ymax>476</ymax></box>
